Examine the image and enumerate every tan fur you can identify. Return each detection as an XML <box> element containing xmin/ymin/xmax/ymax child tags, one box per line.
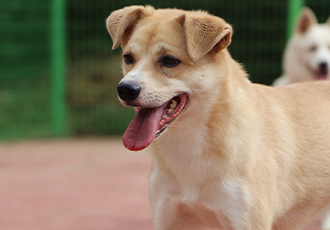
<box><xmin>107</xmin><ymin>6</ymin><xmax>330</xmax><ymax>230</ymax></box>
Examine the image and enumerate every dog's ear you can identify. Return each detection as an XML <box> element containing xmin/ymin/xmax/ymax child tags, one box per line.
<box><xmin>296</xmin><ymin>7</ymin><xmax>317</xmax><ymax>34</ymax></box>
<box><xmin>175</xmin><ymin>13</ymin><xmax>232</xmax><ymax>61</ymax></box>
<box><xmin>326</xmin><ymin>16</ymin><xmax>330</xmax><ymax>27</ymax></box>
<box><xmin>106</xmin><ymin>5</ymin><xmax>151</xmax><ymax>49</ymax></box>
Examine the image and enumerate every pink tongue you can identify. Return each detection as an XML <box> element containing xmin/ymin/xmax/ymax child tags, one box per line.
<box><xmin>316</xmin><ymin>74</ymin><xmax>328</xmax><ymax>80</ymax></box>
<box><xmin>122</xmin><ymin>105</ymin><xmax>166</xmax><ymax>151</ymax></box>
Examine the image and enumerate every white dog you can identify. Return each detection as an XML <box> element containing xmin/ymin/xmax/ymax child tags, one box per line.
<box><xmin>273</xmin><ymin>7</ymin><xmax>330</xmax><ymax>87</ymax></box>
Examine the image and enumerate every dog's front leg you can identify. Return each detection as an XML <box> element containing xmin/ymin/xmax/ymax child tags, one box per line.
<box><xmin>152</xmin><ymin>198</ymin><xmax>208</xmax><ymax>230</ymax></box>
<box><xmin>213</xmin><ymin>184</ymin><xmax>274</xmax><ymax>230</ymax></box>
<box><xmin>151</xmin><ymin>190</ymin><xmax>273</xmax><ymax>230</ymax></box>
<box><xmin>149</xmin><ymin>174</ymin><xmax>200</xmax><ymax>230</ymax></box>
<box><xmin>149</xmin><ymin>176</ymin><xmax>221</xmax><ymax>230</ymax></box>
<box><xmin>154</xmin><ymin>201</ymin><xmax>272</xmax><ymax>230</ymax></box>
<box><xmin>214</xmin><ymin>209</ymin><xmax>273</xmax><ymax>230</ymax></box>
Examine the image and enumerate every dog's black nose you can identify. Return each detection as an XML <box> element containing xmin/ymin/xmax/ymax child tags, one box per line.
<box><xmin>319</xmin><ymin>62</ymin><xmax>328</xmax><ymax>74</ymax></box>
<box><xmin>117</xmin><ymin>82</ymin><xmax>141</xmax><ymax>101</ymax></box>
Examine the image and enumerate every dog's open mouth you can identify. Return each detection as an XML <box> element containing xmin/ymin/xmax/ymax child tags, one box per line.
<box><xmin>315</xmin><ymin>72</ymin><xmax>328</xmax><ymax>80</ymax></box>
<box><xmin>307</xmin><ymin>64</ymin><xmax>329</xmax><ymax>80</ymax></box>
<box><xmin>122</xmin><ymin>94</ymin><xmax>188</xmax><ymax>151</ymax></box>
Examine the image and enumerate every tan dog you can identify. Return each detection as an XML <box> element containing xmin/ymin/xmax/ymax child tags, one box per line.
<box><xmin>107</xmin><ymin>6</ymin><xmax>330</xmax><ymax>230</ymax></box>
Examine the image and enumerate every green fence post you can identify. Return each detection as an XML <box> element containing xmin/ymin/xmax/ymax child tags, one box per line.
<box><xmin>287</xmin><ymin>0</ymin><xmax>305</xmax><ymax>40</ymax></box>
<box><xmin>51</xmin><ymin>0</ymin><xmax>66</xmax><ymax>136</ymax></box>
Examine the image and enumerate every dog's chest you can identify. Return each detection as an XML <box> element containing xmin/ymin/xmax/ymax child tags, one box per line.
<box><xmin>151</xmin><ymin>126</ymin><xmax>251</xmax><ymax>229</ymax></box>
<box><xmin>151</xmin><ymin>164</ymin><xmax>251</xmax><ymax>230</ymax></box>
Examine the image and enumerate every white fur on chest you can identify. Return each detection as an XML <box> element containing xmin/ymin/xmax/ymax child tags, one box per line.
<box><xmin>150</xmin><ymin>169</ymin><xmax>251</xmax><ymax>230</ymax></box>
<box><xmin>150</xmin><ymin>125</ymin><xmax>251</xmax><ymax>230</ymax></box>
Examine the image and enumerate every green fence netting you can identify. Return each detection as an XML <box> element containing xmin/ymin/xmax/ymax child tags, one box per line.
<box><xmin>1</xmin><ymin>0</ymin><xmax>329</xmax><ymax>140</ymax></box>
<box><xmin>1</xmin><ymin>0</ymin><xmax>52</xmax><ymax>139</ymax></box>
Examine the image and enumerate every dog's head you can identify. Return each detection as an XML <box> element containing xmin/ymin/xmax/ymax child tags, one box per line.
<box><xmin>106</xmin><ymin>6</ymin><xmax>232</xmax><ymax>151</ymax></box>
<box><xmin>293</xmin><ymin>7</ymin><xmax>330</xmax><ymax>80</ymax></box>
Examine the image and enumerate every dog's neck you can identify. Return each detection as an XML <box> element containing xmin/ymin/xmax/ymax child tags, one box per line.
<box><xmin>151</xmin><ymin>51</ymin><xmax>251</xmax><ymax>182</ymax></box>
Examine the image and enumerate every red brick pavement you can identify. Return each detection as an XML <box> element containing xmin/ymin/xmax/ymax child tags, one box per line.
<box><xmin>0</xmin><ymin>138</ymin><xmax>320</xmax><ymax>230</ymax></box>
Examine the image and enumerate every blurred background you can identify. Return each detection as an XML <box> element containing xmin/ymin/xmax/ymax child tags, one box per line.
<box><xmin>1</xmin><ymin>0</ymin><xmax>329</xmax><ymax>141</ymax></box>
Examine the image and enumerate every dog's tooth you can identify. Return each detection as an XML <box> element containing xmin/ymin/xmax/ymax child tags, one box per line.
<box><xmin>170</xmin><ymin>100</ymin><xmax>177</xmax><ymax>109</ymax></box>
<box><xmin>167</xmin><ymin>108</ymin><xmax>173</xmax><ymax>114</ymax></box>
<box><xmin>162</xmin><ymin>114</ymin><xmax>167</xmax><ymax>119</ymax></box>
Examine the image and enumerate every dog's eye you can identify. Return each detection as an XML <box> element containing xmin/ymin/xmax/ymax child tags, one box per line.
<box><xmin>309</xmin><ymin>45</ymin><xmax>317</xmax><ymax>52</ymax></box>
<box><xmin>161</xmin><ymin>56</ymin><xmax>181</xmax><ymax>67</ymax></box>
<box><xmin>123</xmin><ymin>54</ymin><xmax>134</xmax><ymax>64</ymax></box>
